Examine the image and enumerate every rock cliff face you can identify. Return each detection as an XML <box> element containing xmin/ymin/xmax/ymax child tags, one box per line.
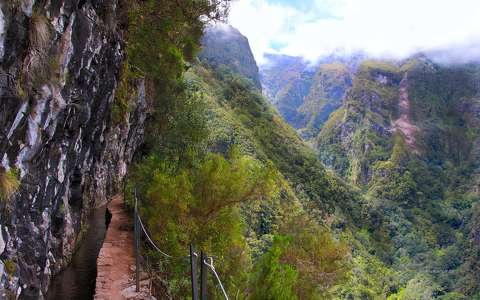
<box><xmin>0</xmin><ymin>1</ymin><xmax>146</xmax><ymax>298</ymax></box>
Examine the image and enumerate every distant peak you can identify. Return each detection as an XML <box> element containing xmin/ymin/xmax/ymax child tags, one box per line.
<box><xmin>200</xmin><ymin>23</ymin><xmax>261</xmax><ymax>89</ymax></box>
<box><xmin>204</xmin><ymin>23</ymin><xmax>243</xmax><ymax>37</ymax></box>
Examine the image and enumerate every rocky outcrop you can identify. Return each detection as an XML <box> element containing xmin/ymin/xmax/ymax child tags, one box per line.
<box><xmin>0</xmin><ymin>1</ymin><xmax>146</xmax><ymax>298</ymax></box>
<box><xmin>393</xmin><ymin>73</ymin><xmax>418</xmax><ymax>149</ymax></box>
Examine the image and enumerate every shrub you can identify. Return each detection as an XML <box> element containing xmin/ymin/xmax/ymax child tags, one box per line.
<box><xmin>280</xmin><ymin>214</ymin><xmax>351</xmax><ymax>298</ymax></box>
<box><xmin>20</xmin><ymin>9</ymin><xmax>56</xmax><ymax>95</ymax></box>
<box><xmin>250</xmin><ymin>236</ymin><xmax>299</xmax><ymax>300</ymax></box>
<box><xmin>5</xmin><ymin>0</ymin><xmax>24</xmax><ymax>9</ymax></box>
<box><xmin>250</xmin><ymin>215</ymin><xmax>351</xmax><ymax>299</ymax></box>
<box><xmin>132</xmin><ymin>151</ymin><xmax>277</xmax><ymax>297</ymax></box>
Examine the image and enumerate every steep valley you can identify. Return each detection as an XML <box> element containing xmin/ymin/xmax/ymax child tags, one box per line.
<box><xmin>193</xmin><ymin>24</ymin><xmax>480</xmax><ymax>298</ymax></box>
<box><xmin>263</xmin><ymin>52</ymin><xmax>480</xmax><ymax>297</ymax></box>
<box><xmin>0</xmin><ymin>1</ymin><xmax>479</xmax><ymax>299</ymax></box>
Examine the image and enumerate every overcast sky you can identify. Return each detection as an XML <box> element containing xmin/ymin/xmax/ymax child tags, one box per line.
<box><xmin>228</xmin><ymin>0</ymin><xmax>480</xmax><ymax>64</ymax></box>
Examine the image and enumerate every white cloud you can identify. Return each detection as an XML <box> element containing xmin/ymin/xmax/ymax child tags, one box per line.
<box><xmin>228</xmin><ymin>0</ymin><xmax>480</xmax><ymax>64</ymax></box>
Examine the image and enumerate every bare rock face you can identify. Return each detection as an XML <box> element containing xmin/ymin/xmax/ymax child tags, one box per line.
<box><xmin>0</xmin><ymin>1</ymin><xmax>146</xmax><ymax>298</ymax></box>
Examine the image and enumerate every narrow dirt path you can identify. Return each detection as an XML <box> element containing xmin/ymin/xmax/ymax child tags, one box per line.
<box><xmin>394</xmin><ymin>73</ymin><xmax>418</xmax><ymax>148</ymax></box>
<box><xmin>94</xmin><ymin>195</ymin><xmax>153</xmax><ymax>300</ymax></box>
<box><xmin>94</xmin><ymin>195</ymin><xmax>135</xmax><ymax>299</ymax></box>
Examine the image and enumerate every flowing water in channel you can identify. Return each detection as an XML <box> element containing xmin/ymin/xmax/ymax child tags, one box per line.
<box><xmin>46</xmin><ymin>206</ymin><xmax>109</xmax><ymax>300</ymax></box>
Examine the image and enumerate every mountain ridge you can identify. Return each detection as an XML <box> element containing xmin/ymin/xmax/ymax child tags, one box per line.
<box><xmin>204</xmin><ymin>24</ymin><xmax>480</xmax><ymax>297</ymax></box>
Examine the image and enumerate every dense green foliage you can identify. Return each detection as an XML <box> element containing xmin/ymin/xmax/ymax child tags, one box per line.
<box><xmin>298</xmin><ymin>63</ymin><xmax>353</xmax><ymax>139</ymax></box>
<box><xmin>317</xmin><ymin>60</ymin><xmax>401</xmax><ymax>184</ymax></box>
<box><xmin>250</xmin><ymin>236</ymin><xmax>299</xmax><ymax>300</ymax></box>
<box><xmin>260</xmin><ymin>55</ymin><xmax>353</xmax><ymax>139</ymax></box>
<box><xmin>250</xmin><ymin>214</ymin><xmax>351</xmax><ymax>300</ymax></box>
<box><xmin>130</xmin><ymin>151</ymin><xmax>276</xmax><ymax>298</ymax></box>
<box><xmin>121</xmin><ymin>1</ymin><xmax>354</xmax><ymax>299</ymax></box>
<box><xmin>119</xmin><ymin>2</ymin><xmax>480</xmax><ymax>297</ymax></box>
<box><xmin>316</xmin><ymin>58</ymin><xmax>480</xmax><ymax>298</ymax></box>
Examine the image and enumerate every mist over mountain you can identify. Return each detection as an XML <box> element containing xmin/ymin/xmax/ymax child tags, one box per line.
<box><xmin>199</xmin><ymin>24</ymin><xmax>261</xmax><ymax>89</ymax></box>
<box><xmin>201</xmin><ymin>22</ymin><xmax>480</xmax><ymax>298</ymax></box>
<box><xmin>2</xmin><ymin>0</ymin><xmax>480</xmax><ymax>298</ymax></box>
<box><xmin>229</xmin><ymin>0</ymin><xmax>480</xmax><ymax>64</ymax></box>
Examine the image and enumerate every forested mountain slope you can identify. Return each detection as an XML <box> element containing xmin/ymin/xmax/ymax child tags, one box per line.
<box><xmin>127</xmin><ymin>24</ymin><xmax>368</xmax><ymax>298</ymax></box>
<box><xmin>211</xmin><ymin>24</ymin><xmax>480</xmax><ymax>298</ymax></box>
<box><xmin>260</xmin><ymin>54</ymin><xmax>357</xmax><ymax>139</ymax></box>
<box><xmin>135</xmin><ymin>21</ymin><xmax>480</xmax><ymax>298</ymax></box>
<box><xmin>178</xmin><ymin>25</ymin><xmax>436</xmax><ymax>299</ymax></box>
<box><xmin>316</xmin><ymin>58</ymin><xmax>480</xmax><ymax>297</ymax></box>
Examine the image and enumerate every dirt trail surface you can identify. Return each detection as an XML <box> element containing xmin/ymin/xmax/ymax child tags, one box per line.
<box><xmin>94</xmin><ymin>195</ymin><xmax>154</xmax><ymax>300</ymax></box>
<box><xmin>394</xmin><ymin>73</ymin><xmax>419</xmax><ymax>148</ymax></box>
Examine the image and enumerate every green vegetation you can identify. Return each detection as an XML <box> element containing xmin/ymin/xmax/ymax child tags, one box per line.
<box><xmin>111</xmin><ymin>61</ymin><xmax>141</xmax><ymax>124</ymax></box>
<box><xmin>0</xmin><ymin>168</ymin><xmax>19</xmax><ymax>202</ymax></box>
<box><xmin>260</xmin><ymin>55</ymin><xmax>352</xmax><ymax>140</ymax></box>
<box><xmin>199</xmin><ymin>25</ymin><xmax>261</xmax><ymax>88</ymax></box>
<box><xmin>3</xmin><ymin>259</ymin><xmax>16</xmax><ymax>276</ymax></box>
<box><xmin>317</xmin><ymin>60</ymin><xmax>400</xmax><ymax>184</ymax></box>
<box><xmin>298</xmin><ymin>62</ymin><xmax>352</xmax><ymax>139</ymax></box>
<box><xmin>250</xmin><ymin>236</ymin><xmax>299</xmax><ymax>300</ymax></box>
<box><xmin>115</xmin><ymin>1</ymin><xmax>480</xmax><ymax>298</ymax></box>
<box><xmin>120</xmin><ymin>2</ymin><xmax>357</xmax><ymax>297</ymax></box>
<box><xmin>130</xmin><ymin>151</ymin><xmax>276</xmax><ymax>297</ymax></box>
<box><xmin>316</xmin><ymin>58</ymin><xmax>480</xmax><ymax>298</ymax></box>
<box><xmin>248</xmin><ymin>214</ymin><xmax>351</xmax><ymax>299</ymax></box>
<box><xmin>126</xmin><ymin>57</ymin><xmax>356</xmax><ymax>297</ymax></box>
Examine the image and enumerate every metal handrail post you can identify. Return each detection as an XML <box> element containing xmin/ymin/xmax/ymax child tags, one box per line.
<box><xmin>200</xmin><ymin>251</ymin><xmax>208</xmax><ymax>300</ymax></box>
<box><xmin>190</xmin><ymin>244</ymin><xmax>199</xmax><ymax>300</ymax></box>
<box><xmin>134</xmin><ymin>190</ymin><xmax>140</xmax><ymax>292</ymax></box>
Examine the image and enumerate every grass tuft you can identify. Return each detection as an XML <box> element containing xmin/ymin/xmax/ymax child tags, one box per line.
<box><xmin>5</xmin><ymin>0</ymin><xmax>24</xmax><ymax>9</ymax></box>
<box><xmin>18</xmin><ymin>10</ymin><xmax>60</xmax><ymax>97</ymax></box>
<box><xmin>0</xmin><ymin>167</ymin><xmax>20</xmax><ymax>202</ymax></box>
<box><xmin>29</xmin><ymin>10</ymin><xmax>51</xmax><ymax>52</ymax></box>
<box><xmin>3</xmin><ymin>259</ymin><xmax>16</xmax><ymax>276</ymax></box>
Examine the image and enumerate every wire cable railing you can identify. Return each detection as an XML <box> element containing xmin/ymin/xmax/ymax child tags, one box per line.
<box><xmin>136</xmin><ymin>213</ymin><xmax>173</xmax><ymax>259</ymax></box>
<box><xmin>132</xmin><ymin>189</ymin><xmax>230</xmax><ymax>300</ymax></box>
<box><xmin>204</xmin><ymin>257</ymin><xmax>230</xmax><ymax>300</ymax></box>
